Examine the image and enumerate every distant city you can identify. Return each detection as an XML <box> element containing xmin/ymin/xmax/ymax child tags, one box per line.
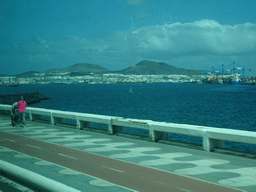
<box><xmin>0</xmin><ymin>72</ymin><xmax>202</xmax><ymax>85</ymax></box>
<box><xmin>0</xmin><ymin>60</ymin><xmax>255</xmax><ymax>86</ymax></box>
<box><xmin>1</xmin><ymin>72</ymin><xmax>255</xmax><ymax>86</ymax></box>
<box><xmin>0</xmin><ymin>60</ymin><xmax>203</xmax><ymax>85</ymax></box>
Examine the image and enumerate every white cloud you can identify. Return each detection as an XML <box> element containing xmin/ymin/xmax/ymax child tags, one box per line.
<box><xmin>135</xmin><ymin>20</ymin><xmax>256</xmax><ymax>56</ymax></box>
<box><xmin>1</xmin><ymin>19</ymin><xmax>256</xmax><ymax>74</ymax></box>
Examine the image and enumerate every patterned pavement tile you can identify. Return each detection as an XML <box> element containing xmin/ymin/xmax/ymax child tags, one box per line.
<box><xmin>1</xmin><ymin>117</ymin><xmax>256</xmax><ymax>191</ymax></box>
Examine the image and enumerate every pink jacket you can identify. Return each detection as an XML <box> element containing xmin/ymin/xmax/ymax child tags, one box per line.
<box><xmin>17</xmin><ymin>100</ymin><xmax>27</xmax><ymax>112</ymax></box>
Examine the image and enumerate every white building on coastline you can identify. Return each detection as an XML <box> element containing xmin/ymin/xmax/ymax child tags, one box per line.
<box><xmin>0</xmin><ymin>72</ymin><xmax>205</xmax><ymax>85</ymax></box>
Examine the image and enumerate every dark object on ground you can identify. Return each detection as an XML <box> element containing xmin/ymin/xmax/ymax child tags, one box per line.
<box><xmin>11</xmin><ymin>102</ymin><xmax>19</xmax><ymax>126</ymax></box>
<box><xmin>0</xmin><ymin>92</ymin><xmax>49</xmax><ymax>105</ymax></box>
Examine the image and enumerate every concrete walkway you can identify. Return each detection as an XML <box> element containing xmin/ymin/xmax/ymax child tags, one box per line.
<box><xmin>0</xmin><ymin>115</ymin><xmax>256</xmax><ymax>192</ymax></box>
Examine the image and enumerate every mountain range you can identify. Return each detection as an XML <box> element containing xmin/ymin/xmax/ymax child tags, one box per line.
<box><xmin>116</xmin><ymin>60</ymin><xmax>202</xmax><ymax>75</ymax></box>
<box><xmin>2</xmin><ymin>60</ymin><xmax>203</xmax><ymax>77</ymax></box>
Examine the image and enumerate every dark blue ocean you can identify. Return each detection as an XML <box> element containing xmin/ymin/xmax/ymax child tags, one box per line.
<box><xmin>1</xmin><ymin>83</ymin><xmax>256</xmax><ymax>152</ymax></box>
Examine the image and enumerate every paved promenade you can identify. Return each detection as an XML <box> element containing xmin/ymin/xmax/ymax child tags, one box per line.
<box><xmin>0</xmin><ymin>115</ymin><xmax>256</xmax><ymax>192</ymax></box>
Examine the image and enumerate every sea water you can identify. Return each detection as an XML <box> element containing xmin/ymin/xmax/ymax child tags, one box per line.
<box><xmin>1</xmin><ymin>83</ymin><xmax>256</xmax><ymax>152</ymax></box>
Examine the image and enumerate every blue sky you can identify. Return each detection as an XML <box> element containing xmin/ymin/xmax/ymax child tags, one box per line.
<box><xmin>0</xmin><ymin>0</ymin><xmax>256</xmax><ymax>75</ymax></box>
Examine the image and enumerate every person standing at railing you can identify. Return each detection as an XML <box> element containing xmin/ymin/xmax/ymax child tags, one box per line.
<box><xmin>17</xmin><ymin>96</ymin><xmax>27</xmax><ymax>127</ymax></box>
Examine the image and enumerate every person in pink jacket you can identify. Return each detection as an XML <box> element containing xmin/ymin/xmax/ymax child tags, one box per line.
<box><xmin>17</xmin><ymin>96</ymin><xmax>27</xmax><ymax>127</ymax></box>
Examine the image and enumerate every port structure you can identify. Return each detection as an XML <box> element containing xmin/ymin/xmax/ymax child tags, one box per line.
<box><xmin>202</xmin><ymin>62</ymin><xmax>252</xmax><ymax>85</ymax></box>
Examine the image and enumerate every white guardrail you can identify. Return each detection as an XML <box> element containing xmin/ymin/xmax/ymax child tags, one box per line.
<box><xmin>1</xmin><ymin>104</ymin><xmax>256</xmax><ymax>153</ymax></box>
<box><xmin>0</xmin><ymin>160</ymin><xmax>81</xmax><ymax>192</ymax></box>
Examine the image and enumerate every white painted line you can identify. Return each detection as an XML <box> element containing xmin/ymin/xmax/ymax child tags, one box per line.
<box><xmin>26</xmin><ymin>144</ymin><xmax>42</xmax><ymax>149</ymax></box>
<box><xmin>155</xmin><ymin>181</ymin><xmax>170</xmax><ymax>186</ymax></box>
<box><xmin>156</xmin><ymin>182</ymin><xmax>194</xmax><ymax>192</ymax></box>
<box><xmin>5</xmin><ymin>139</ymin><xmax>15</xmax><ymax>142</ymax></box>
<box><xmin>176</xmin><ymin>187</ymin><xmax>194</xmax><ymax>192</ymax></box>
<box><xmin>101</xmin><ymin>166</ymin><xmax>124</xmax><ymax>173</ymax></box>
<box><xmin>58</xmin><ymin>153</ymin><xmax>78</xmax><ymax>160</ymax></box>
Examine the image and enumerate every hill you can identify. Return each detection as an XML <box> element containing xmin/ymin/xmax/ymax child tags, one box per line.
<box><xmin>44</xmin><ymin>63</ymin><xmax>110</xmax><ymax>75</ymax></box>
<box><xmin>115</xmin><ymin>60</ymin><xmax>203</xmax><ymax>75</ymax></box>
<box><xmin>0</xmin><ymin>71</ymin><xmax>39</xmax><ymax>77</ymax></box>
<box><xmin>1</xmin><ymin>61</ymin><xmax>204</xmax><ymax>77</ymax></box>
<box><xmin>16</xmin><ymin>71</ymin><xmax>39</xmax><ymax>77</ymax></box>
<box><xmin>0</xmin><ymin>74</ymin><xmax>9</xmax><ymax>77</ymax></box>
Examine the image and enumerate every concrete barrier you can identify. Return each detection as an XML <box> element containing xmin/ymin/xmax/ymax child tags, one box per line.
<box><xmin>204</xmin><ymin>127</ymin><xmax>256</xmax><ymax>152</ymax></box>
<box><xmin>76</xmin><ymin>113</ymin><xmax>112</xmax><ymax>131</ymax></box>
<box><xmin>27</xmin><ymin>107</ymin><xmax>53</xmax><ymax>122</ymax></box>
<box><xmin>52</xmin><ymin>110</ymin><xmax>78</xmax><ymax>125</ymax></box>
<box><xmin>0</xmin><ymin>104</ymin><xmax>11</xmax><ymax>115</ymax></box>
<box><xmin>0</xmin><ymin>104</ymin><xmax>256</xmax><ymax>153</ymax></box>
<box><xmin>0</xmin><ymin>160</ymin><xmax>81</xmax><ymax>192</ymax></box>
<box><xmin>111</xmin><ymin>117</ymin><xmax>152</xmax><ymax>135</ymax></box>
